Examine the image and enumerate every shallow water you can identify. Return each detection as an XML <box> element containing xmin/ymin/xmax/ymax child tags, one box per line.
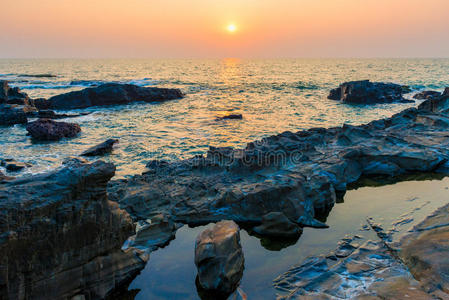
<box><xmin>1</xmin><ymin>59</ymin><xmax>448</xmax><ymax>177</ymax></box>
<box><xmin>125</xmin><ymin>176</ymin><xmax>449</xmax><ymax>299</ymax></box>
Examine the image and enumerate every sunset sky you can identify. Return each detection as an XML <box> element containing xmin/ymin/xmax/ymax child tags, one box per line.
<box><xmin>1</xmin><ymin>0</ymin><xmax>448</xmax><ymax>58</ymax></box>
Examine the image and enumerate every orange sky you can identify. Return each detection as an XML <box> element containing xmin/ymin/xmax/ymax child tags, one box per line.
<box><xmin>1</xmin><ymin>0</ymin><xmax>448</xmax><ymax>58</ymax></box>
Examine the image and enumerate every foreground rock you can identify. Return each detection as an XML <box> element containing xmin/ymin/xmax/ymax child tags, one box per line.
<box><xmin>81</xmin><ymin>139</ymin><xmax>119</xmax><ymax>156</ymax></box>
<box><xmin>0</xmin><ymin>160</ymin><xmax>147</xmax><ymax>299</ymax></box>
<box><xmin>195</xmin><ymin>221</ymin><xmax>245</xmax><ymax>295</ymax></box>
<box><xmin>0</xmin><ymin>80</ymin><xmax>29</xmax><ymax>105</ymax></box>
<box><xmin>108</xmin><ymin>87</ymin><xmax>449</xmax><ymax>237</ymax></box>
<box><xmin>26</xmin><ymin>118</ymin><xmax>81</xmax><ymax>141</ymax></box>
<box><xmin>34</xmin><ymin>83</ymin><xmax>184</xmax><ymax>110</ymax></box>
<box><xmin>0</xmin><ymin>104</ymin><xmax>28</xmax><ymax>126</ymax></box>
<box><xmin>328</xmin><ymin>80</ymin><xmax>413</xmax><ymax>104</ymax></box>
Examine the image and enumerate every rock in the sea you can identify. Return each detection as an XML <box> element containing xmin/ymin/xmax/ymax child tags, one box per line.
<box><xmin>413</xmin><ymin>90</ymin><xmax>441</xmax><ymax>100</ymax></box>
<box><xmin>0</xmin><ymin>160</ymin><xmax>147</xmax><ymax>299</ymax></box>
<box><xmin>0</xmin><ymin>104</ymin><xmax>28</xmax><ymax>126</ymax></box>
<box><xmin>0</xmin><ymin>159</ymin><xmax>31</xmax><ymax>172</ymax></box>
<box><xmin>130</xmin><ymin>214</ymin><xmax>178</xmax><ymax>251</ymax></box>
<box><xmin>81</xmin><ymin>138</ymin><xmax>119</xmax><ymax>156</ymax></box>
<box><xmin>34</xmin><ymin>83</ymin><xmax>184</xmax><ymax>110</ymax></box>
<box><xmin>253</xmin><ymin>212</ymin><xmax>302</xmax><ymax>238</ymax></box>
<box><xmin>0</xmin><ymin>80</ymin><xmax>29</xmax><ymax>105</ymax></box>
<box><xmin>0</xmin><ymin>171</ymin><xmax>15</xmax><ymax>182</ymax></box>
<box><xmin>216</xmin><ymin>114</ymin><xmax>243</xmax><ymax>121</ymax></box>
<box><xmin>195</xmin><ymin>221</ymin><xmax>245</xmax><ymax>295</ymax></box>
<box><xmin>26</xmin><ymin>118</ymin><xmax>81</xmax><ymax>141</ymax></box>
<box><xmin>26</xmin><ymin>109</ymin><xmax>89</xmax><ymax>119</ymax></box>
<box><xmin>328</xmin><ymin>80</ymin><xmax>412</xmax><ymax>104</ymax></box>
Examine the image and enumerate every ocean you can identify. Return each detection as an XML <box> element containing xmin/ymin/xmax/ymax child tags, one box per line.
<box><xmin>1</xmin><ymin>58</ymin><xmax>448</xmax><ymax>177</ymax></box>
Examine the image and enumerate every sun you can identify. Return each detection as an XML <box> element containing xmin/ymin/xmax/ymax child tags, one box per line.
<box><xmin>227</xmin><ymin>23</ymin><xmax>237</xmax><ymax>33</ymax></box>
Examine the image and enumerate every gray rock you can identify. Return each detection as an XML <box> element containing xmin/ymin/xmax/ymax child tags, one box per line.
<box><xmin>0</xmin><ymin>104</ymin><xmax>28</xmax><ymax>126</ymax></box>
<box><xmin>81</xmin><ymin>139</ymin><xmax>119</xmax><ymax>156</ymax></box>
<box><xmin>0</xmin><ymin>160</ymin><xmax>147</xmax><ymax>299</ymax></box>
<box><xmin>328</xmin><ymin>80</ymin><xmax>412</xmax><ymax>104</ymax></box>
<box><xmin>34</xmin><ymin>83</ymin><xmax>184</xmax><ymax>110</ymax></box>
<box><xmin>253</xmin><ymin>212</ymin><xmax>302</xmax><ymax>238</ymax></box>
<box><xmin>195</xmin><ymin>221</ymin><xmax>244</xmax><ymax>294</ymax></box>
<box><xmin>26</xmin><ymin>119</ymin><xmax>81</xmax><ymax>141</ymax></box>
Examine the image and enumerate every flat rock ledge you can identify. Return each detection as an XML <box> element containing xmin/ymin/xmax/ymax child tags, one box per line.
<box><xmin>0</xmin><ymin>160</ymin><xmax>147</xmax><ymax>299</ymax></box>
<box><xmin>108</xmin><ymin>89</ymin><xmax>449</xmax><ymax>235</ymax></box>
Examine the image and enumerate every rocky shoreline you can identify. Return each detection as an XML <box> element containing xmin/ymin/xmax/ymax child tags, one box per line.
<box><xmin>2</xmin><ymin>80</ymin><xmax>449</xmax><ymax>299</ymax></box>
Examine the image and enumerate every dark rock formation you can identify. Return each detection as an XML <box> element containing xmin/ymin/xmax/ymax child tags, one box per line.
<box><xmin>274</xmin><ymin>239</ymin><xmax>430</xmax><ymax>299</ymax></box>
<box><xmin>194</xmin><ymin>221</ymin><xmax>244</xmax><ymax>295</ymax></box>
<box><xmin>0</xmin><ymin>160</ymin><xmax>147</xmax><ymax>299</ymax></box>
<box><xmin>34</xmin><ymin>83</ymin><xmax>184</xmax><ymax>110</ymax></box>
<box><xmin>108</xmin><ymin>89</ymin><xmax>449</xmax><ymax>235</ymax></box>
<box><xmin>328</xmin><ymin>80</ymin><xmax>413</xmax><ymax>104</ymax></box>
<box><xmin>0</xmin><ymin>105</ymin><xmax>28</xmax><ymax>126</ymax></box>
<box><xmin>27</xmin><ymin>110</ymin><xmax>90</xmax><ymax>119</ymax></box>
<box><xmin>0</xmin><ymin>159</ymin><xmax>31</xmax><ymax>172</ymax></box>
<box><xmin>26</xmin><ymin>119</ymin><xmax>81</xmax><ymax>141</ymax></box>
<box><xmin>17</xmin><ymin>73</ymin><xmax>56</xmax><ymax>78</ymax></box>
<box><xmin>216</xmin><ymin>114</ymin><xmax>243</xmax><ymax>121</ymax></box>
<box><xmin>81</xmin><ymin>139</ymin><xmax>119</xmax><ymax>157</ymax></box>
<box><xmin>413</xmin><ymin>90</ymin><xmax>441</xmax><ymax>100</ymax></box>
<box><xmin>0</xmin><ymin>81</ymin><xmax>29</xmax><ymax>105</ymax></box>
<box><xmin>253</xmin><ymin>212</ymin><xmax>302</xmax><ymax>238</ymax></box>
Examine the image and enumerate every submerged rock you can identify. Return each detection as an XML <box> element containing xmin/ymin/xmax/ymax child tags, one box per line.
<box><xmin>328</xmin><ymin>80</ymin><xmax>412</xmax><ymax>104</ymax></box>
<box><xmin>27</xmin><ymin>109</ymin><xmax>90</xmax><ymax>119</ymax></box>
<box><xmin>0</xmin><ymin>160</ymin><xmax>147</xmax><ymax>299</ymax></box>
<box><xmin>0</xmin><ymin>104</ymin><xmax>28</xmax><ymax>126</ymax></box>
<box><xmin>34</xmin><ymin>83</ymin><xmax>184</xmax><ymax>110</ymax></box>
<box><xmin>195</xmin><ymin>221</ymin><xmax>245</xmax><ymax>295</ymax></box>
<box><xmin>81</xmin><ymin>139</ymin><xmax>119</xmax><ymax>156</ymax></box>
<box><xmin>253</xmin><ymin>212</ymin><xmax>302</xmax><ymax>238</ymax></box>
<box><xmin>26</xmin><ymin>118</ymin><xmax>81</xmax><ymax>141</ymax></box>
<box><xmin>0</xmin><ymin>171</ymin><xmax>15</xmax><ymax>182</ymax></box>
<box><xmin>216</xmin><ymin>114</ymin><xmax>243</xmax><ymax>121</ymax></box>
<box><xmin>0</xmin><ymin>159</ymin><xmax>31</xmax><ymax>172</ymax></box>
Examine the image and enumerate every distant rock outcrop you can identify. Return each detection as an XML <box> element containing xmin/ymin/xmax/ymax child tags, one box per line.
<box><xmin>328</xmin><ymin>80</ymin><xmax>413</xmax><ymax>104</ymax></box>
<box><xmin>34</xmin><ymin>83</ymin><xmax>184</xmax><ymax>110</ymax></box>
<box><xmin>195</xmin><ymin>221</ymin><xmax>244</xmax><ymax>295</ymax></box>
<box><xmin>26</xmin><ymin>119</ymin><xmax>81</xmax><ymax>141</ymax></box>
<box><xmin>0</xmin><ymin>160</ymin><xmax>147</xmax><ymax>299</ymax></box>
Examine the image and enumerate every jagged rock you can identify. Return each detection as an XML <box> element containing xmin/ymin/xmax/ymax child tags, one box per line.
<box><xmin>216</xmin><ymin>114</ymin><xmax>243</xmax><ymax>121</ymax></box>
<box><xmin>81</xmin><ymin>139</ymin><xmax>119</xmax><ymax>157</ymax></box>
<box><xmin>129</xmin><ymin>214</ymin><xmax>178</xmax><ymax>251</ymax></box>
<box><xmin>0</xmin><ymin>81</ymin><xmax>29</xmax><ymax>105</ymax></box>
<box><xmin>418</xmin><ymin>87</ymin><xmax>449</xmax><ymax>112</ymax></box>
<box><xmin>274</xmin><ymin>239</ymin><xmax>431</xmax><ymax>299</ymax></box>
<box><xmin>413</xmin><ymin>90</ymin><xmax>441</xmax><ymax>100</ymax></box>
<box><xmin>327</xmin><ymin>80</ymin><xmax>413</xmax><ymax>104</ymax></box>
<box><xmin>0</xmin><ymin>159</ymin><xmax>31</xmax><ymax>172</ymax></box>
<box><xmin>34</xmin><ymin>83</ymin><xmax>184</xmax><ymax>110</ymax></box>
<box><xmin>0</xmin><ymin>160</ymin><xmax>147</xmax><ymax>299</ymax></box>
<box><xmin>194</xmin><ymin>221</ymin><xmax>244</xmax><ymax>295</ymax></box>
<box><xmin>0</xmin><ymin>104</ymin><xmax>28</xmax><ymax>126</ymax></box>
<box><xmin>26</xmin><ymin>119</ymin><xmax>81</xmax><ymax>141</ymax></box>
<box><xmin>253</xmin><ymin>212</ymin><xmax>302</xmax><ymax>238</ymax></box>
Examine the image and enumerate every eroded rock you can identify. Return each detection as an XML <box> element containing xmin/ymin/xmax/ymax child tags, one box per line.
<box><xmin>195</xmin><ymin>221</ymin><xmax>245</xmax><ymax>295</ymax></box>
<box><xmin>26</xmin><ymin>118</ymin><xmax>81</xmax><ymax>141</ymax></box>
<box><xmin>0</xmin><ymin>81</ymin><xmax>29</xmax><ymax>105</ymax></box>
<box><xmin>0</xmin><ymin>160</ymin><xmax>147</xmax><ymax>299</ymax></box>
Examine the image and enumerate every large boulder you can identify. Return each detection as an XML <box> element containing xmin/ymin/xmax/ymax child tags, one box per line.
<box><xmin>26</xmin><ymin>119</ymin><xmax>81</xmax><ymax>141</ymax></box>
<box><xmin>0</xmin><ymin>160</ymin><xmax>147</xmax><ymax>299</ymax></box>
<box><xmin>0</xmin><ymin>80</ymin><xmax>29</xmax><ymax>105</ymax></box>
<box><xmin>194</xmin><ymin>221</ymin><xmax>245</xmax><ymax>295</ymax></box>
<box><xmin>0</xmin><ymin>104</ymin><xmax>28</xmax><ymax>126</ymax></box>
<box><xmin>81</xmin><ymin>139</ymin><xmax>118</xmax><ymax>156</ymax></box>
<box><xmin>34</xmin><ymin>83</ymin><xmax>184</xmax><ymax>110</ymax></box>
<box><xmin>328</xmin><ymin>80</ymin><xmax>412</xmax><ymax>104</ymax></box>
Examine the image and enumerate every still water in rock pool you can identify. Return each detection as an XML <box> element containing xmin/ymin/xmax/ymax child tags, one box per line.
<box><xmin>120</xmin><ymin>176</ymin><xmax>449</xmax><ymax>299</ymax></box>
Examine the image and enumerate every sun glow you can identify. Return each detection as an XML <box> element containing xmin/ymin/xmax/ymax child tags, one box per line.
<box><xmin>227</xmin><ymin>23</ymin><xmax>237</xmax><ymax>33</ymax></box>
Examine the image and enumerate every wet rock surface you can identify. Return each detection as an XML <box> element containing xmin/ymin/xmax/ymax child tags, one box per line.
<box><xmin>0</xmin><ymin>160</ymin><xmax>147</xmax><ymax>299</ymax></box>
<box><xmin>34</xmin><ymin>83</ymin><xmax>184</xmax><ymax>110</ymax></box>
<box><xmin>26</xmin><ymin>118</ymin><xmax>81</xmax><ymax>140</ymax></box>
<box><xmin>252</xmin><ymin>212</ymin><xmax>302</xmax><ymax>238</ymax></box>
<box><xmin>328</xmin><ymin>80</ymin><xmax>412</xmax><ymax>104</ymax></box>
<box><xmin>413</xmin><ymin>90</ymin><xmax>442</xmax><ymax>100</ymax></box>
<box><xmin>0</xmin><ymin>80</ymin><xmax>29</xmax><ymax>105</ymax></box>
<box><xmin>0</xmin><ymin>104</ymin><xmax>28</xmax><ymax>126</ymax></box>
<box><xmin>108</xmin><ymin>90</ymin><xmax>449</xmax><ymax>231</ymax></box>
<box><xmin>81</xmin><ymin>138</ymin><xmax>119</xmax><ymax>156</ymax></box>
<box><xmin>195</xmin><ymin>221</ymin><xmax>245</xmax><ymax>295</ymax></box>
